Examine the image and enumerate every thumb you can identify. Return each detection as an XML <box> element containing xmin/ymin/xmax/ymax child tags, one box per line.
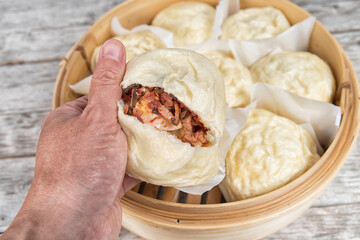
<box><xmin>86</xmin><ymin>39</ymin><xmax>126</xmax><ymax>118</ymax></box>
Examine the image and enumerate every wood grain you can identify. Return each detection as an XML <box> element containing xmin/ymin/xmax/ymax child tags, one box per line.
<box><xmin>0</xmin><ymin>157</ymin><xmax>34</xmax><ymax>232</ymax></box>
<box><xmin>333</xmin><ymin>30</ymin><xmax>360</xmax><ymax>76</ymax></box>
<box><xmin>266</xmin><ymin>203</ymin><xmax>360</xmax><ymax>239</ymax></box>
<box><xmin>0</xmin><ymin>26</ymin><xmax>88</xmax><ymax>65</ymax></box>
<box><xmin>0</xmin><ymin>110</ymin><xmax>47</xmax><ymax>158</ymax></box>
<box><xmin>0</xmin><ymin>0</ymin><xmax>359</xmax><ymax>239</ymax></box>
<box><xmin>0</xmin><ymin>0</ymin><xmax>359</xmax><ymax>66</ymax></box>
<box><xmin>298</xmin><ymin>1</ymin><xmax>360</xmax><ymax>33</ymax></box>
<box><xmin>0</xmin><ymin>0</ymin><xmax>119</xmax><ymax>31</ymax></box>
<box><xmin>0</xmin><ymin>61</ymin><xmax>56</xmax><ymax>113</ymax></box>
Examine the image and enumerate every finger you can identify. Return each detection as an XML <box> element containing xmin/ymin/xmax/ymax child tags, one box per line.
<box><xmin>86</xmin><ymin>39</ymin><xmax>126</xmax><ymax>119</ymax></box>
<box><xmin>44</xmin><ymin>96</ymin><xmax>88</xmax><ymax>126</ymax></box>
<box><xmin>118</xmin><ymin>174</ymin><xmax>141</xmax><ymax>198</ymax></box>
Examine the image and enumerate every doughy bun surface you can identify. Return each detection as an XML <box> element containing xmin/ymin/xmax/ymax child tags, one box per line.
<box><xmin>118</xmin><ymin>48</ymin><xmax>226</xmax><ymax>187</ymax></box>
<box><xmin>152</xmin><ymin>1</ymin><xmax>215</xmax><ymax>46</ymax></box>
<box><xmin>222</xmin><ymin>109</ymin><xmax>319</xmax><ymax>201</ymax></box>
<box><xmin>202</xmin><ymin>51</ymin><xmax>252</xmax><ymax>108</ymax></box>
<box><xmin>251</xmin><ymin>51</ymin><xmax>336</xmax><ymax>102</ymax></box>
<box><xmin>221</xmin><ymin>7</ymin><xmax>290</xmax><ymax>40</ymax></box>
<box><xmin>91</xmin><ymin>31</ymin><xmax>165</xmax><ymax>72</ymax></box>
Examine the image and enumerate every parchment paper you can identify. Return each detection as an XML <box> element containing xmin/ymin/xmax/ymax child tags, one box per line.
<box><xmin>213</xmin><ymin>0</ymin><xmax>316</xmax><ymax>66</ymax></box>
<box><xmin>111</xmin><ymin>17</ymin><xmax>174</xmax><ymax>48</ymax></box>
<box><xmin>230</xmin><ymin>17</ymin><xmax>316</xmax><ymax>66</ymax></box>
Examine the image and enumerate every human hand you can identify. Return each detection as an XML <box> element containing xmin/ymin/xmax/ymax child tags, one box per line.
<box><xmin>1</xmin><ymin>39</ymin><xmax>139</xmax><ymax>240</ymax></box>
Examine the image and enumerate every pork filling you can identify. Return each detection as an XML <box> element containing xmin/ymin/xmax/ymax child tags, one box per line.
<box><xmin>122</xmin><ymin>84</ymin><xmax>209</xmax><ymax>147</ymax></box>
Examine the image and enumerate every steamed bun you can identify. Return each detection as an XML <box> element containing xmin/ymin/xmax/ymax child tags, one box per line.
<box><xmin>118</xmin><ymin>48</ymin><xmax>226</xmax><ymax>187</ymax></box>
<box><xmin>91</xmin><ymin>31</ymin><xmax>165</xmax><ymax>72</ymax></box>
<box><xmin>202</xmin><ymin>51</ymin><xmax>252</xmax><ymax>108</ymax></box>
<box><xmin>152</xmin><ymin>2</ymin><xmax>215</xmax><ymax>46</ymax></box>
<box><xmin>221</xmin><ymin>109</ymin><xmax>320</xmax><ymax>201</ymax></box>
<box><xmin>251</xmin><ymin>51</ymin><xmax>336</xmax><ymax>102</ymax></box>
<box><xmin>221</xmin><ymin>7</ymin><xmax>290</xmax><ymax>40</ymax></box>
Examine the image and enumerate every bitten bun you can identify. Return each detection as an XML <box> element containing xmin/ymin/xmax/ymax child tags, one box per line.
<box><xmin>118</xmin><ymin>48</ymin><xmax>226</xmax><ymax>187</ymax></box>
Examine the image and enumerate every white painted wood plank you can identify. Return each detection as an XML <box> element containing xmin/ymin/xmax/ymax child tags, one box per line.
<box><xmin>0</xmin><ymin>110</ymin><xmax>47</xmax><ymax>158</ymax></box>
<box><xmin>0</xmin><ymin>157</ymin><xmax>34</xmax><ymax>232</ymax></box>
<box><xmin>119</xmin><ymin>229</ymin><xmax>142</xmax><ymax>240</ymax></box>
<box><xmin>0</xmin><ymin>0</ymin><xmax>123</xmax><ymax>31</ymax></box>
<box><xmin>333</xmin><ymin>30</ymin><xmax>360</xmax><ymax>76</ymax></box>
<box><xmin>313</xmin><ymin>138</ymin><xmax>360</xmax><ymax>207</ymax></box>
<box><xmin>294</xmin><ymin>0</ymin><xmax>360</xmax><ymax>33</ymax></box>
<box><xmin>266</xmin><ymin>203</ymin><xmax>360</xmax><ymax>239</ymax></box>
<box><xmin>0</xmin><ymin>0</ymin><xmax>359</xmax><ymax>65</ymax></box>
<box><xmin>0</xmin><ymin>26</ymin><xmax>88</xmax><ymax>65</ymax></box>
<box><xmin>1</xmin><ymin>0</ymin><xmax>359</xmax><ymax>34</ymax></box>
<box><xmin>0</xmin><ymin>61</ymin><xmax>57</xmax><ymax>113</ymax></box>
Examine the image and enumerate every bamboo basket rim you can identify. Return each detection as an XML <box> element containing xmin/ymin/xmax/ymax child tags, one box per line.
<box><xmin>53</xmin><ymin>0</ymin><xmax>360</xmax><ymax>232</ymax></box>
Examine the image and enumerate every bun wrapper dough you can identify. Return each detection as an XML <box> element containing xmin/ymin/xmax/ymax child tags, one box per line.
<box><xmin>251</xmin><ymin>51</ymin><xmax>336</xmax><ymax>103</ymax></box>
<box><xmin>91</xmin><ymin>31</ymin><xmax>165</xmax><ymax>72</ymax></box>
<box><xmin>201</xmin><ymin>51</ymin><xmax>252</xmax><ymax>108</ymax></box>
<box><xmin>152</xmin><ymin>2</ymin><xmax>215</xmax><ymax>46</ymax></box>
<box><xmin>221</xmin><ymin>109</ymin><xmax>320</xmax><ymax>201</ymax></box>
<box><xmin>118</xmin><ymin>48</ymin><xmax>226</xmax><ymax>187</ymax></box>
<box><xmin>221</xmin><ymin>7</ymin><xmax>290</xmax><ymax>41</ymax></box>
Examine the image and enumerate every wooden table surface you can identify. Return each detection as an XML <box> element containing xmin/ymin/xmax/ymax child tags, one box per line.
<box><xmin>0</xmin><ymin>0</ymin><xmax>359</xmax><ymax>239</ymax></box>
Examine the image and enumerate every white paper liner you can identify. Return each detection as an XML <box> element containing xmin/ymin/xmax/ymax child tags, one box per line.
<box><xmin>177</xmin><ymin>130</ymin><xmax>229</xmax><ymax>195</ymax></box>
<box><xmin>213</xmin><ymin>0</ymin><xmax>316</xmax><ymax>66</ymax></box>
<box><xmin>69</xmin><ymin>75</ymin><xmax>92</xmax><ymax>95</ymax></box>
<box><xmin>182</xmin><ymin>38</ymin><xmax>231</xmax><ymax>53</ymax></box>
<box><xmin>251</xmin><ymin>83</ymin><xmax>341</xmax><ymax>148</ymax></box>
<box><xmin>230</xmin><ymin>17</ymin><xmax>316</xmax><ymax>66</ymax></box>
<box><xmin>111</xmin><ymin>17</ymin><xmax>174</xmax><ymax>48</ymax></box>
<box><xmin>212</xmin><ymin>0</ymin><xmax>240</xmax><ymax>39</ymax></box>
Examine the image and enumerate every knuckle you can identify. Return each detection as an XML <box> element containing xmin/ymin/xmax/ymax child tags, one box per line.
<box><xmin>92</xmin><ymin>67</ymin><xmax>119</xmax><ymax>85</ymax></box>
<box><xmin>42</xmin><ymin>112</ymin><xmax>54</xmax><ymax>128</ymax></box>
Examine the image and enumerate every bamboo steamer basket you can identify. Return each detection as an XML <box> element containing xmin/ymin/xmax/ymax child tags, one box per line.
<box><xmin>53</xmin><ymin>0</ymin><xmax>360</xmax><ymax>239</ymax></box>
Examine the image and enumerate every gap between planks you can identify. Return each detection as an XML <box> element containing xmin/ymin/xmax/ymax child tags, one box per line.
<box><xmin>0</xmin><ymin>58</ymin><xmax>63</xmax><ymax>67</ymax></box>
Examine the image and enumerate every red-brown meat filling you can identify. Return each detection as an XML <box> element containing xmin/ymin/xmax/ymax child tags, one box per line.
<box><xmin>122</xmin><ymin>84</ymin><xmax>209</xmax><ymax>147</ymax></box>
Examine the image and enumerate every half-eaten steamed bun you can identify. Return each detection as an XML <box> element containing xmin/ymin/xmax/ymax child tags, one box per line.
<box><xmin>118</xmin><ymin>48</ymin><xmax>226</xmax><ymax>187</ymax></box>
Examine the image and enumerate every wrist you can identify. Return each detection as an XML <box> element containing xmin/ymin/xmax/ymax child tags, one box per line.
<box><xmin>1</xmin><ymin>209</ymin><xmax>44</xmax><ymax>240</ymax></box>
<box><xmin>1</xmin><ymin>190</ymin><xmax>85</xmax><ymax>240</ymax></box>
